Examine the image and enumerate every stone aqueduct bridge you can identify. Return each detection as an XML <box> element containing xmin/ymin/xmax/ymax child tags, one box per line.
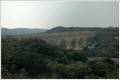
<box><xmin>12</xmin><ymin>31</ymin><xmax>96</xmax><ymax>50</ymax></box>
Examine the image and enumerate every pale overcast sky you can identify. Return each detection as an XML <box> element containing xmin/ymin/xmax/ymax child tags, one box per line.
<box><xmin>1</xmin><ymin>1</ymin><xmax>119</xmax><ymax>29</ymax></box>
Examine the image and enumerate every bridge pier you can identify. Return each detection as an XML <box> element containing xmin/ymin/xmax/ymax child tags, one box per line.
<box><xmin>66</xmin><ymin>40</ymin><xmax>71</xmax><ymax>50</ymax></box>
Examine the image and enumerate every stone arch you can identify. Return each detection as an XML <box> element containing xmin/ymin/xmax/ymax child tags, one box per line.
<box><xmin>60</xmin><ymin>40</ymin><xmax>67</xmax><ymax>49</ymax></box>
<box><xmin>71</xmin><ymin>38</ymin><xmax>76</xmax><ymax>49</ymax></box>
<box><xmin>79</xmin><ymin>38</ymin><xmax>83</xmax><ymax>48</ymax></box>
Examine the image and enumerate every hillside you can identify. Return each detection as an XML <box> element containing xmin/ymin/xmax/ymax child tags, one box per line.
<box><xmin>1</xmin><ymin>28</ymin><xmax>48</xmax><ymax>36</ymax></box>
<box><xmin>2</xmin><ymin>27</ymin><xmax>119</xmax><ymax>79</ymax></box>
<box><xmin>3</xmin><ymin>27</ymin><xmax>118</xmax><ymax>57</ymax></box>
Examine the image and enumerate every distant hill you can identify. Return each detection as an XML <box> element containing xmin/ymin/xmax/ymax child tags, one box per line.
<box><xmin>46</xmin><ymin>26</ymin><xmax>119</xmax><ymax>33</ymax></box>
<box><xmin>46</xmin><ymin>26</ymin><xmax>104</xmax><ymax>33</ymax></box>
<box><xmin>1</xmin><ymin>28</ymin><xmax>48</xmax><ymax>36</ymax></box>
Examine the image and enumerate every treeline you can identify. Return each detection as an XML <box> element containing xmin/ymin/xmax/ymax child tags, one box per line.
<box><xmin>84</xmin><ymin>28</ymin><xmax>119</xmax><ymax>58</ymax></box>
<box><xmin>46</xmin><ymin>26</ymin><xmax>118</xmax><ymax>33</ymax></box>
<box><xmin>2</xmin><ymin>37</ymin><xmax>119</xmax><ymax>79</ymax></box>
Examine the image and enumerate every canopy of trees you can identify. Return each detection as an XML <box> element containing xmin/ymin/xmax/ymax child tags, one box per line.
<box><xmin>2</xmin><ymin>35</ymin><xmax>119</xmax><ymax>79</ymax></box>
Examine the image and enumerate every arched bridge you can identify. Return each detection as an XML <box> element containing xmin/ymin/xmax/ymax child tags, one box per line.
<box><xmin>11</xmin><ymin>31</ymin><xmax>96</xmax><ymax>50</ymax></box>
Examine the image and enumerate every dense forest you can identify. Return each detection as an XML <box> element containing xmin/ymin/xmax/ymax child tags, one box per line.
<box><xmin>2</xmin><ymin>27</ymin><xmax>119</xmax><ymax>79</ymax></box>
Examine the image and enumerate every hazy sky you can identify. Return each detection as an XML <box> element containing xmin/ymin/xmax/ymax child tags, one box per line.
<box><xmin>1</xmin><ymin>1</ymin><xmax>119</xmax><ymax>29</ymax></box>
